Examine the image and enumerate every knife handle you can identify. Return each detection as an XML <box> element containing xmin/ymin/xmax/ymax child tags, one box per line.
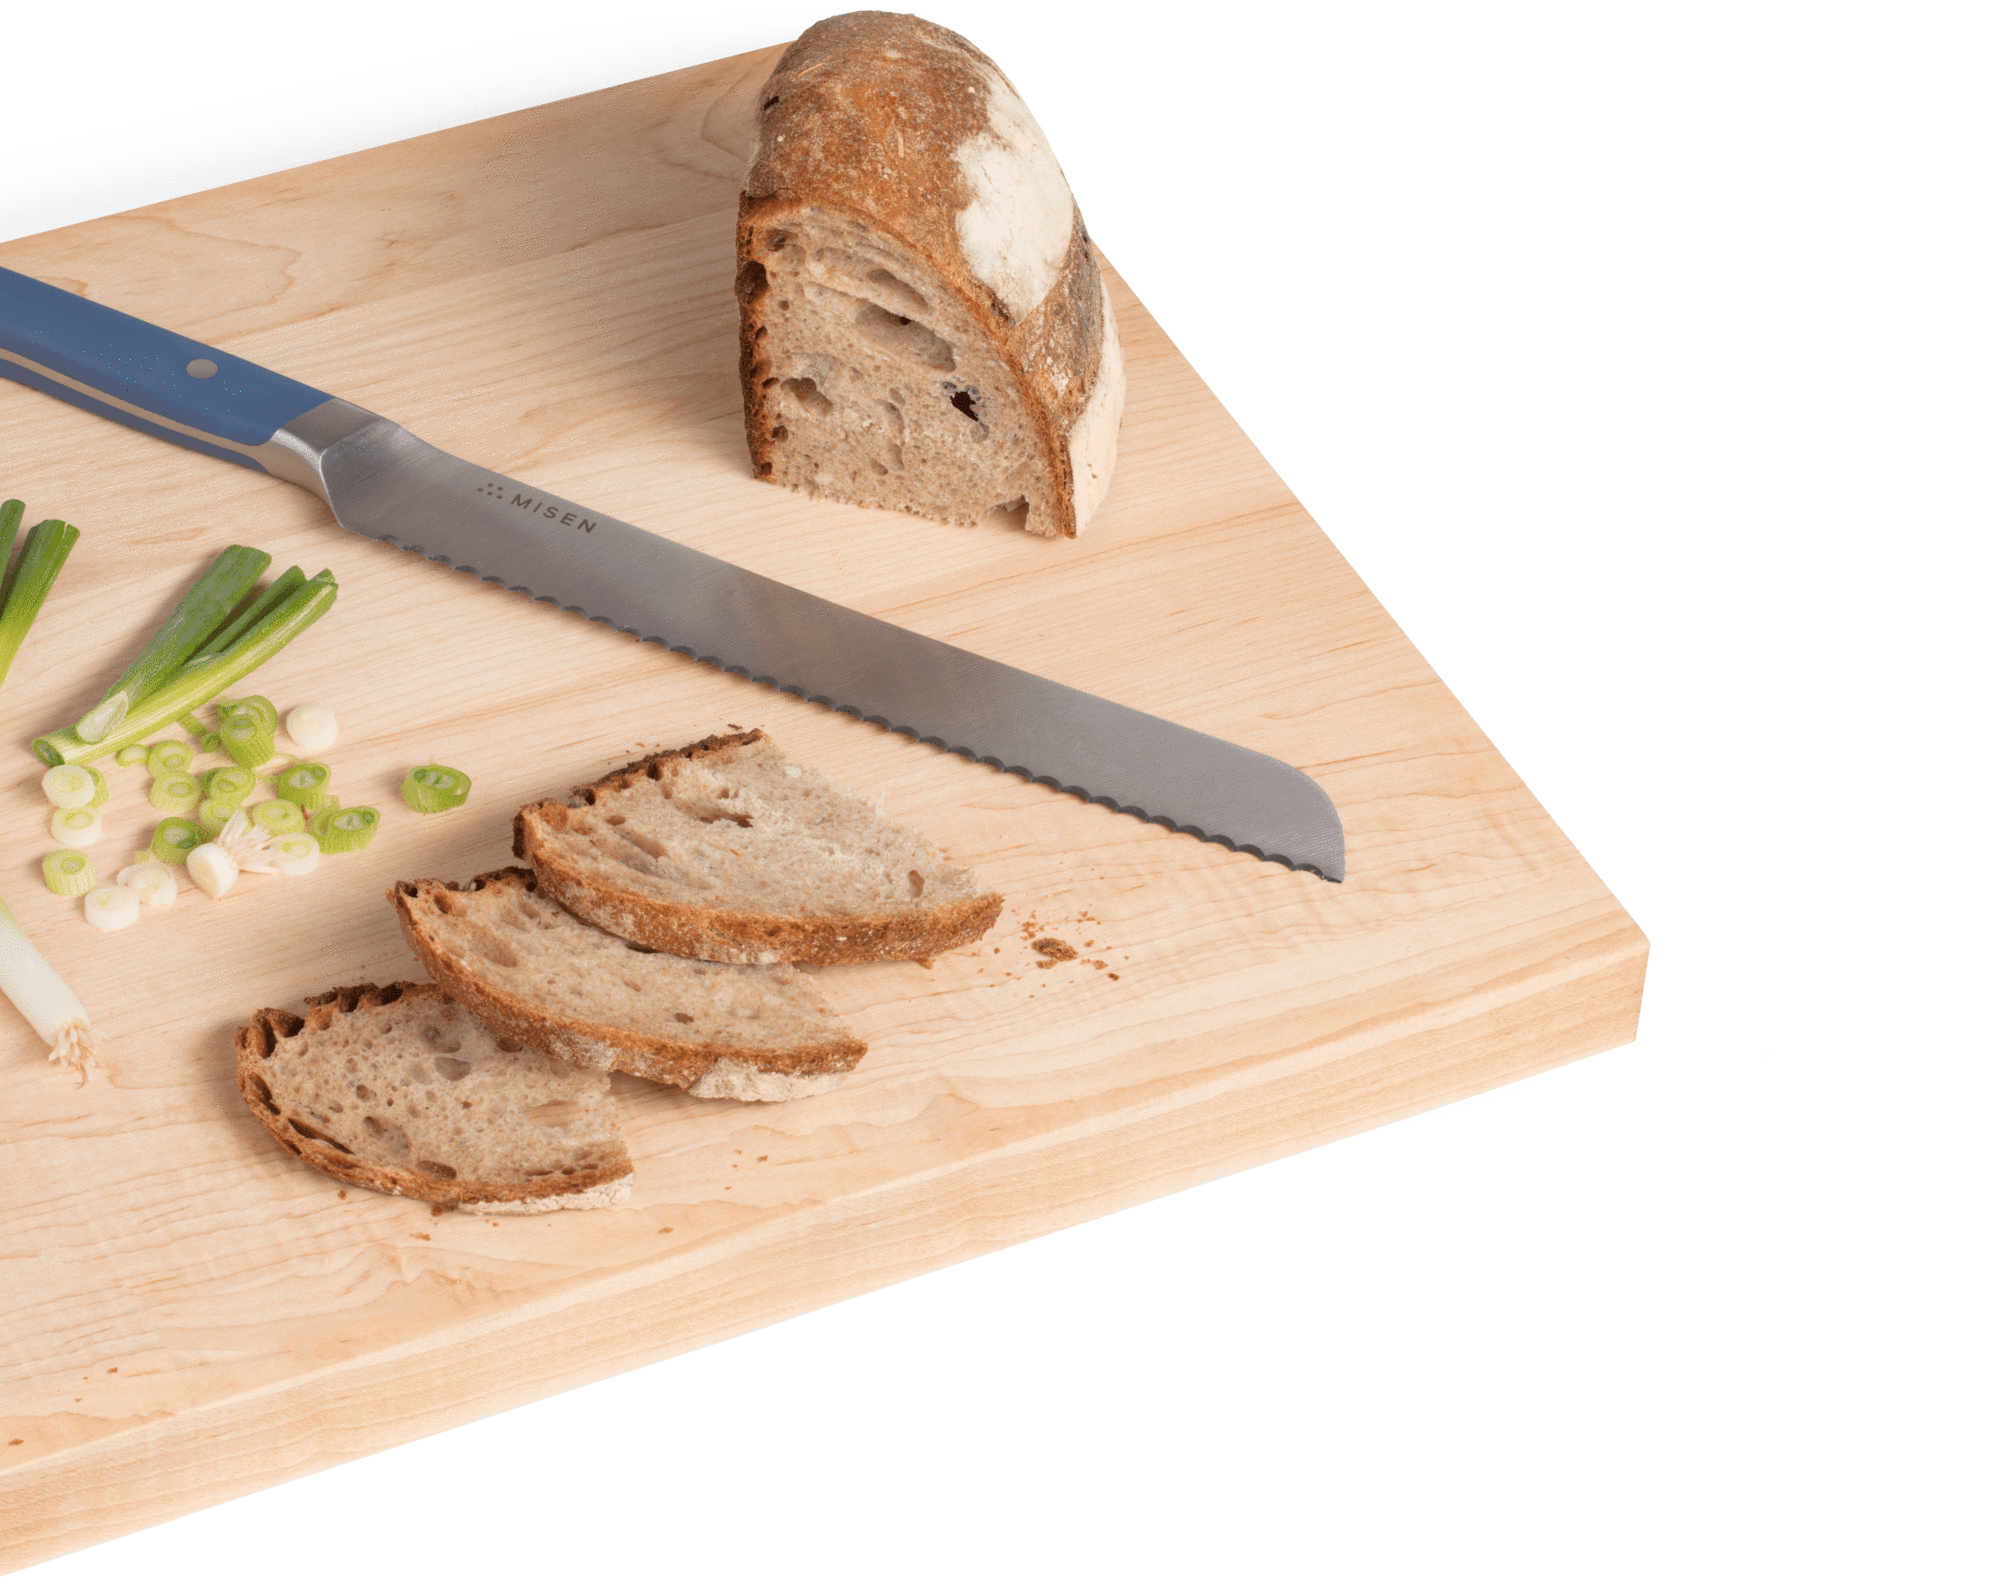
<box><xmin>0</xmin><ymin>265</ymin><xmax>330</xmax><ymax>472</ymax></box>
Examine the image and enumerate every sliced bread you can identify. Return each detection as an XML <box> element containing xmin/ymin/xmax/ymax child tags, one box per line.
<box><xmin>513</xmin><ymin>729</ymin><xmax>1003</xmax><ymax>965</ymax></box>
<box><xmin>391</xmin><ymin>867</ymin><xmax>867</xmax><ymax>1099</ymax></box>
<box><xmin>235</xmin><ymin>981</ymin><xmax>633</xmax><ymax>1213</ymax></box>
<box><xmin>737</xmin><ymin>11</ymin><xmax>1123</xmax><ymax>539</ymax></box>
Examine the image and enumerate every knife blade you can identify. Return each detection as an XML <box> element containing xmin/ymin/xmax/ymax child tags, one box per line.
<box><xmin>0</xmin><ymin>265</ymin><xmax>1343</xmax><ymax>881</ymax></box>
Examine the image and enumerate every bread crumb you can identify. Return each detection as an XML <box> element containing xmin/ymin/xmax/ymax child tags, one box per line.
<box><xmin>1031</xmin><ymin>937</ymin><xmax>1077</xmax><ymax>961</ymax></box>
<box><xmin>758</xmin><ymin>1155</ymin><xmax>768</xmax><ymax>1162</ymax></box>
<box><xmin>337</xmin><ymin>1189</ymin><xmax>348</xmax><ymax>1199</ymax></box>
<box><xmin>414</xmin><ymin>1232</ymin><xmax>432</xmax><ymax>1241</ymax></box>
<box><xmin>660</xmin><ymin>1226</ymin><xmax>675</xmax><ymax>1233</ymax></box>
<box><xmin>7</xmin><ymin>1439</ymin><xmax>20</xmax><ymax>1446</ymax></box>
<box><xmin>1108</xmin><ymin>972</ymin><xmax>1119</xmax><ymax>980</ymax></box>
<box><xmin>430</xmin><ymin>1203</ymin><xmax>451</xmax><ymax>1217</ymax></box>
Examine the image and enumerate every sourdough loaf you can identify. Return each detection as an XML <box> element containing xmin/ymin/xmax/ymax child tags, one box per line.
<box><xmin>392</xmin><ymin>867</ymin><xmax>867</xmax><ymax>1100</ymax></box>
<box><xmin>513</xmin><ymin>729</ymin><xmax>1002</xmax><ymax>965</ymax></box>
<box><xmin>738</xmin><ymin>10</ymin><xmax>1123</xmax><ymax>539</ymax></box>
<box><xmin>235</xmin><ymin>982</ymin><xmax>633</xmax><ymax>1213</ymax></box>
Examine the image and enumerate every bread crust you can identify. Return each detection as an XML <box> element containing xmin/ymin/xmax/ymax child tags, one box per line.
<box><xmin>513</xmin><ymin>729</ymin><xmax>1004</xmax><ymax>966</ymax></box>
<box><xmin>390</xmin><ymin>867</ymin><xmax>868</xmax><ymax>1090</ymax></box>
<box><xmin>234</xmin><ymin>981</ymin><xmax>633</xmax><ymax>1212</ymax></box>
<box><xmin>737</xmin><ymin>10</ymin><xmax>1118</xmax><ymax>537</ymax></box>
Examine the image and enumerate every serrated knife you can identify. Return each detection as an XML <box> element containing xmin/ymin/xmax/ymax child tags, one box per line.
<box><xmin>0</xmin><ymin>266</ymin><xmax>1343</xmax><ymax>880</ymax></box>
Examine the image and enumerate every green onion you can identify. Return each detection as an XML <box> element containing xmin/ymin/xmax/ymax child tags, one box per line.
<box><xmin>34</xmin><ymin>571</ymin><xmax>338</xmax><ymax>767</ymax></box>
<box><xmin>0</xmin><ymin>499</ymin><xmax>94</xmax><ymax>1079</ymax></box>
<box><xmin>151</xmin><ymin>817</ymin><xmax>202</xmax><ymax>865</ymax></box>
<box><xmin>200</xmin><ymin>732</ymin><xmax>222</xmax><ymax>753</ymax></box>
<box><xmin>218</xmin><ymin>693</ymin><xmax>278</xmax><ymax>731</ymax></box>
<box><xmin>274</xmin><ymin>760</ymin><xmax>336</xmax><ymax>811</ymax></box>
<box><xmin>195</xmin><ymin>797</ymin><xmax>240</xmax><ymax>839</ymax></box>
<box><xmin>177</xmin><ymin>711</ymin><xmax>206</xmax><ymax>739</ymax></box>
<box><xmin>402</xmin><ymin>763</ymin><xmax>471</xmax><ymax>813</ymax></box>
<box><xmin>83</xmin><ymin>886</ymin><xmax>141</xmax><ymax>933</ymax></box>
<box><xmin>312</xmin><ymin>805</ymin><xmax>378</xmax><ymax>853</ymax></box>
<box><xmin>249</xmin><ymin>798</ymin><xmax>306</xmax><ymax>835</ymax></box>
<box><xmin>43</xmin><ymin>851</ymin><xmax>94</xmax><ymax>896</ymax></box>
<box><xmin>149</xmin><ymin>772</ymin><xmax>200</xmax><ymax>814</ymax></box>
<box><xmin>182</xmin><ymin>570</ymin><xmax>308</xmax><ymax>671</ymax></box>
<box><xmin>285</xmin><ymin>701</ymin><xmax>338</xmax><ymax>753</ymax></box>
<box><xmin>115</xmin><ymin>743</ymin><xmax>152</xmax><ymax>767</ymax></box>
<box><xmin>0</xmin><ymin>892</ymin><xmax>95</xmax><ymax>1082</ymax></box>
<box><xmin>49</xmin><ymin>807</ymin><xmax>102</xmax><ymax>847</ymax></box>
<box><xmin>42</xmin><ymin>765</ymin><xmax>97</xmax><ymax>810</ymax></box>
<box><xmin>203</xmin><ymin>765</ymin><xmax>256</xmax><ymax>809</ymax></box>
<box><xmin>116</xmin><ymin>860</ymin><xmax>178</xmax><ymax>909</ymax></box>
<box><xmin>0</xmin><ymin>511</ymin><xmax>81</xmax><ymax>696</ymax></box>
<box><xmin>73</xmin><ymin>545</ymin><xmax>271</xmax><ymax>744</ymax></box>
<box><xmin>219</xmin><ymin>711</ymin><xmax>276</xmax><ymax>768</ymax></box>
<box><xmin>271</xmin><ymin>833</ymin><xmax>320</xmax><ymax>875</ymax></box>
<box><xmin>146</xmin><ymin>740</ymin><xmax>195</xmax><ymax>778</ymax></box>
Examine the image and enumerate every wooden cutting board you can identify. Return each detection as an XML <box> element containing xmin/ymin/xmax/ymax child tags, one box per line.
<box><xmin>0</xmin><ymin>45</ymin><xmax>1646</xmax><ymax>1571</ymax></box>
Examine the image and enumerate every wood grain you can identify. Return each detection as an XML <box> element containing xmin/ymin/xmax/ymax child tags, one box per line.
<box><xmin>0</xmin><ymin>45</ymin><xmax>1645</xmax><ymax>1572</ymax></box>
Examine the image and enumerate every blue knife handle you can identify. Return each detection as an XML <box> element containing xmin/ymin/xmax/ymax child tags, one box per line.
<box><xmin>0</xmin><ymin>265</ymin><xmax>330</xmax><ymax>472</ymax></box>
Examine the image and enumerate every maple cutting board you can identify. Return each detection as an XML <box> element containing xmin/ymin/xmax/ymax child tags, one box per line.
<box><xmin>0</xmin><ymin>45</ymin><xmax>1645</xmax><ymax>1572</ymax></box>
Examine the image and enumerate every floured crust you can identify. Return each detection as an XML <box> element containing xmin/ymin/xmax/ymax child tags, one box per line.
<box><xmin>391</xmin><ymin>867</ymin><xmax>867</xmax><ymax>1094</ymax></box>
<box><xmin>235</xmin><ymin>981</ymin><xmax>633</xmax><ymax>1213</ymax></box>
<box><xmin>738</xmin><ymin>10</ymin><xmax>1122</xmax><ymax>537</ymax></box>
<box><xmin>513</xmin><ymin>729</ymin><xmax>1003</xmax><ymax>966</ymax></box>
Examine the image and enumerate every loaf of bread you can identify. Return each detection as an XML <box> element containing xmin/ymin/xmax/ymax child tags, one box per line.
<box><xmin>392</xmin><ymin>867</ymin><xmax>867</xmax><ymax>1100</ymax></box>
<box><xmin>235</xmin><ymin>982</ymin><xmax>633</xmax><ymax>1213</ymax></box>
<box><xmin>737</xmin><ymin>10</ymin><xmax>1123</xmax><ymax>539</ymax></box>
<box><xmin>514</xmin><ymin>729</ymin><xmax>1002</xmax><ymax>965</ymax></box>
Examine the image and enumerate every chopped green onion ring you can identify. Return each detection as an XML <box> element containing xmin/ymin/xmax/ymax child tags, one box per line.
<box><xmin>249</xmin><ymin>798</ymin><xmax>306</xmax><ymax>835</ymax></box>
<box><xmin>204</xmin><ymin>765</ymin><xmax>256</xmax><ymax>808</ymax></box>
<box><xmin>312</xmin><ymin>805</ymin><xmax>379</xmax><ymax>854</ymax></box>
<box><xmin>43</xmin><ymin>851</ymin><xmax>94</xmax><ymax>896</ymax></box>
<box><xmin>50</xmin><ymin>807</ymin><xmax>103</xmax><ymax>847</ymax></box>
<box><xmin>145</xmin><ymin>740</ymin><xmax>195</xmax><ymax>778</ymax></box>
<box><xmin>149</xmin><ymin>773</ymin><xmax>200</xmax><ymax>814</ymax></box>
<box><xmin>115</xmin><ymin>743</ymin><xmax>152</xmax><ymax>768</ymax></box>
<box><xmin>42</xmin><ymin>765</ymin><xmax>96</xmax><ymax>810</ymax></box>
<box><xmin>195</xmin><ymin>797</ymin><xmax>240</xmax><ymax>839</ymax></box>
<box><xmin>402</xmin><ymin>763</ymin><xmax>471</xmax><ymax>814</ymax></box>
<box><xmin>151</xmin><ymin>818</ymin><xmax>202</xmax><ymax>866</ymax></box>
<box><xmin>276</xmin><ymin>761</ymin><xmax>336</xmax><ymax>811</ymax></box>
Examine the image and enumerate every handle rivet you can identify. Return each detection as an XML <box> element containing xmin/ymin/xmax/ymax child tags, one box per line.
<box><xmin>185</xmin><ymin>358</ymin><xmax>218</xmax><ymax>379</ymax></box>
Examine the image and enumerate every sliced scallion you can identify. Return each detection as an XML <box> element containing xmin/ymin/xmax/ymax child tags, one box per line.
<box><xmin>83</xmin><ymin>886</ymin><xmax>141</xmax><ymax>933</ymax></box>
<box><xmin>402</xmin><ymin>764</ymin><xmax>471</xmax><ymax>813</ymax></box>
<box><xmin>186</xmin><ymin>842</ymin><xmax>239</xmax><ymax>900</ymax></box>
<box><xmin>177</xmin><ymin>712</ymin><xmax>206</xmax><ymax>739</ymax></box>
<box><xmin>151</xmin><ymin>817</ymin><xmax>202</xmax><ymax>866</ymax></box>
<box><xmin>275</xmin><ymin>760</ymin><xmax>335</xmax><ymax>811</ymax></box>
<box><xmin>284</xmin><ymin>701</ymin><xmax>338</xmax><ymax>753</ymax></box>
<box><xmin>73</xmin><ymin>545</ymin><xmax>271</xmax><ymax>744</ymax></box>
<box><xmin>271</xmin><ymin>832</ymin><xmax>320</xmax><ymax>875</ymax></box>
<box><xmin>249</xmin><ymin>798</ymin><xmax>306</xmax><ymax>835</ymax></box>
<box><xmin>312</xmin><ymin>804</ymin><xmax>378</xmax><ymax>854</ymax></box>
<box><xmin>149</xmin><ymin>772</ymin><xmax>200</xmax><ymax>814</ymax></box>
<box><xmin>204</xmin><ymin>765</ymin><xmax>256</xmax><ymax>809</ymax></box>
<box><xmin>43</xmin><ymin>851</ymin><xmax>94</xmax><ymax>896</ymax></box>
<box><xmin>195</xmin><ymin>797</ymin><xmax>241</xmax><ymax>839</ymax></box>
<box><xmin>200</xmin><ymin>732</ymin><xmax>222</xmax><ymax>754</ymax></box>
<box><xmin>219</xmin><ymin>711</ymin><xmax>276</xmax><ymax>768</ymax></box>
<box><xmin>115</xmin><ymin>742</ymin><xmax>152</xmax><ymax>767</ymax></box>
<box><xmin>116</xmin><ymin>860</ymin><xmax>178</xmax><ymax>909</ymax></box>
<box><xmin>49</xmin><ymin>807</ymin><xmax>102</xmax><ymax>847</ymax></box>
<box><xmin>145</xmin><ymin>739</ymin><xmax>195</xmax><ymax>778</ymax></box>
<box><xmin>218</xmin><ymin>693</ymin><xmax>278</xmax><ymax>731</ymax></box>
<box><xmin>42</xmin><ymin>765</ymin><xmax>96</xmax><ymax>810</ymax></box>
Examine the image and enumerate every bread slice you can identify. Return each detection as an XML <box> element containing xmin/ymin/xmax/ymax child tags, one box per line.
<box><xmin>235</xmin><ymin>981</ymin><xmax>633</xmax><ymax>1213</ymax></box>
<box><xmin>738</xmin><ymin>11</ymin><xmax>1124</xmax><ymax>539</ymax></box>
<box><xmin>514</xmin><ymin>729</ymin><xmax>1002</xmax><ymax>966</ymax></box>
<box><xmin>391</xmin><ymin>867</ymin><xmax>867</xmax><ymax>1100</ymax></box>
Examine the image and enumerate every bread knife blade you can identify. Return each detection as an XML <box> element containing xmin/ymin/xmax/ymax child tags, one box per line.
<box><xmin>0</xmin><ymin>266</ymin><xmax>1344</xmax><ymax>881</ymax></box>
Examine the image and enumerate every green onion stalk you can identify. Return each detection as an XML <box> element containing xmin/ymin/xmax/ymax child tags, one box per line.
<box><xmin>71</xmin><ymin>545</ymin><xmax>270</xmax><ymax>744</ymax></box>
<box><xmin>35</xmin><ymin>573</ymin><xmax>338</xmax><ymax>767</ymax></box>
<box><xmin>0</xmin><ymin>501</ymin><xmax>93</xmax><ymax>1081</ymax></box>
